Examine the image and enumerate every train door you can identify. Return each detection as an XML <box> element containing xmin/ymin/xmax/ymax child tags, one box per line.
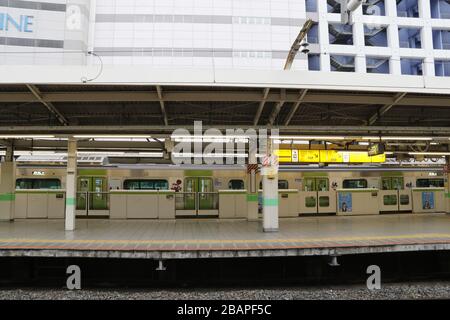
<box><xmin>379</xmin><ymin>177</ymin><xmax>411</xmax><ymax>212</ymax></box>
<box><xmin>300</xmin><ymin>177</ymin><xmax>336</xmax><ymax>214</ymax></box>
<box><xmin>179</xmin><ymin>177</ymin><xmax>217</xmax><ymax>216</ymax></box>
<box><xmin>76</xmin><ymin>176</ymin><xmax>109</xmax><ymax>217</ymax></box>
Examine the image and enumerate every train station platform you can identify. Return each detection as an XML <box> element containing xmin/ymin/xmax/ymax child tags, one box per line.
<box><xmin>0</xmin><ymin>213</ymin><xmax>450</xmax><ymax>260</ymax></box>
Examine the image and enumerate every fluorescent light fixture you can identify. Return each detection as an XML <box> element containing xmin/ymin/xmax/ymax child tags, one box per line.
<box><xmin>0</xmin><ymin>135</ymin><xmax>55</xmax><ymax>139</ymax></box>
<box><xmin>364</xmin><ymin>136</ymin><xmax>433</xmax><ymax>141</ymax></box>
<box><xmin>73</xmin><ymin>135</ymin><xmax>152</xmax><ymax>139</ymax></box>
<box><xmin>409</xmin><ymin>152</ymin><xmax>450</xmax><ymax>156</ymax></box>
<box><xmin>271</xmin><ymin>136</ymin><xmax>346</xmax><ymax>140</ymax></box>
<box><xmin>172</xmin><ymin>153</ymin><xmax>248</xmax><ymax>158</ymax></box>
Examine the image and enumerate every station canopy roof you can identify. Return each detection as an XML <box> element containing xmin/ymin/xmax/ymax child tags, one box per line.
<box><xmin>0</xmin><ymin>67</ymin><xmax>449</xmax><ymax>153</ymax></box>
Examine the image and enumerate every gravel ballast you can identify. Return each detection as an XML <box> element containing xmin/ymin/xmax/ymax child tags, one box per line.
<box><xmin>1</xmin><ymin>281</ymin><xmax>450</xmax><ymax>300</ymax></box>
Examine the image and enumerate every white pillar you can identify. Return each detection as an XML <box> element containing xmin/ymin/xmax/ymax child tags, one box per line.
<box><xmin>65</xmin><ymin>137</ymin><xmax>77</xmax><ymax>231</ymax></box>
<box><xmin>317</xmin><ymin>0</ymin><xmax>331</xmax><ymax>72</ymax></box>
<box><xmin>0</xmin><ymin>146</ymin><xmax>15</xmax><ymax>221</ymax></box>
<box><xmin>262</xmin><ymin>140</ymin><xmax>279</xmax><ymax>232</ymax></box>
<box><xmin>262</xmin><ymin>175</ymin><xmax>278</xmax><ymax>232</ymax></box>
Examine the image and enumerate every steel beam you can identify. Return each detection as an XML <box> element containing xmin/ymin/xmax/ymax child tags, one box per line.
<box><xmin>26</xmin><ymin>85</ymin><xmax>69</xmax><ymax>126</ymax></box>
<box><xmin>284</xmin><ymin>89</ymin><xmax>309</xmax><ymax>126</ymax></box>
<box><xmin>253</xmin><ymin>88</ymin><xmax>270</xmax><ymax>126</ymax></box>
<box><xmin>0</xmin><ymin>90</ymin><xmax>448</xmax><ymax>107</ymax></box>
<box><xmin>368</xmin><ymin>92</ymin><xmax>408</xmax><ymax>125</ymax></box>
<box><xmin>156</xmin><ymin>86</ymin><xmax>169</xmax><ymax>126</ymax></box>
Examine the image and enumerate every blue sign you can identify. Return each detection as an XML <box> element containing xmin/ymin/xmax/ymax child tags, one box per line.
<box><xmin>338</xmin><ymin>192</ymin><xmax>352</xmax><ymax>213</ymax></box>
<box><xmin>422</xmin><ymin>192</ymin><xmax>435</xmax><ymax>210</ymax></box>
<box><xmin>0</xmin><ymin>13</ymin><xmax>34</xmax><ymax>32</ymax></box>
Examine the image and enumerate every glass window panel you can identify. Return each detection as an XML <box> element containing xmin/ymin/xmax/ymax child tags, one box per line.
<box><xmin>343</xmin><ymin>179</ymin><xmax>368</xmax><ymax>189</ymax></box>
<box><xmin>400</xmin><ymin>195</ymin><xmax>410</xmax><ymax>205</ymax></box>
<box><xmin>228</xmin><ymin>179</ymin><xmax>245</xmax><ymax>190</ymax></box>
<box><xmin>319</xmin><ymin>196</ymin><xmax>330</xmax><ymax>207</ymax></box>
<box><xmin>383</xmin><ymin>195</ymin><xmax>397</xmax><ymax>206</ymax></box>
<box><xmin>305</xmin><ymin>196</ymin><xmax>317</xmax><ymax>208</ymax></box>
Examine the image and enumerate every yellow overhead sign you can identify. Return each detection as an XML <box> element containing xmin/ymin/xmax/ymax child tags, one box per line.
<box><xmin>276</xmin><ymin>149</ymin><xmax>386</xmax><ymax>163</ymax></box>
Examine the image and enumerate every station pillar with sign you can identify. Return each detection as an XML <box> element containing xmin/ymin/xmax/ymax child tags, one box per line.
<box><xmin>261</xmin><ymin>143</ymin><xmax>279</xmax><ymax>232</ymax></box>
<box><xmin>0</xmin><ymin>145</ymin><xmax>15</xmax><ymax>221</ymax></box>
<box><xmin>247</xmin><ymin>146</ymin><xmax>259</xmax><ymax>221</ymax></box>
<box><xmin>65</xmin><ymin>138</ymin><xmax>77</xmax><ymax>231</ymax></box>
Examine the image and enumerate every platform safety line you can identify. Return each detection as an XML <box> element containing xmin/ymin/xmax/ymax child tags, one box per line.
<box><xmin>1</xmin><ymin>233</ymin><xmax>450</xmax><ymax>246</ymax></box>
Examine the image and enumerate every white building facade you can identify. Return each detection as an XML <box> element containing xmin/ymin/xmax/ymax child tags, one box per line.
<box><xmin>0</xmin><ymin>0</ymin><xmax>450</xmax><ymax>77</ymax></box>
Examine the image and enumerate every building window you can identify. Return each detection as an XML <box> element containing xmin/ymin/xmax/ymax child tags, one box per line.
<box><xmin>398</xmin><ymin>27</ymin><xmax>422</xmax><ymax>48</ymax></box>
<box><xmin>432</xmin><ymin>29</ymin><xmax>450</xmax><ymax>50</ymax></box>
<box><xmin>329</xmin><ymin>23</ymin><xmax>353</xmax><ymax>45</ymax></box>
<box><xmin>401</xmin><ymin>58</ymin><xmax>423</xmax><ymax>75</ymax></box>
<box><xmin>435</xmin><ymin>60</ymin><xmax>450</xmax><ymax>77</ymax></box>
<box><xmin>306</xmin><ymin>0</ymin><xmax>317</xmax><ymax>12</ymax></box>
<box><xmin>327</xmin><ymin>0</ymin><xmax>341</xmax><ymax>13</ymax></box>
<box><xmin>397</xmin><ymin>0</ymin><xmax>419</xmax><ymax>18</ymax></box>
<box><xmin>343</xmin><ymin>179</ymin><xmax>368</xmax><ymax>189</ymax></box>
<box><xmin>123</xmin><ymin>179</ymin><xmax>169</xmax><ymax>190</ymax></box>
<box><xmin>363</xmin><ymin>0</ymin><xmax>386</xmax><ymax>16</ymax></box>
<box><xmin>16</xmin><ymin>178</ymin><xmax>61</xmax><ymax>190</ymax></box>
<box><xmin>431</xmin><ymin>0</ymin><xmax>450</xmax><ymax>19</ymax></box>
<box><xmin>330</xmin><ymin>55</ymin><xmax>355</xmax><ymax>72</ymax></box>
<box><xmin>366</xmin><ymin>56</ymin><xmax>390</xmax><ymax>74</ymax></box>
<box><xmin>364</xmin><ymin>25</ymin><xmax>388</xmax><ymax>47</ymax></box>
<box><xmin>308</xmin><ymin>54</ymin><xmax>320</xmax><ymax>71</ymax></box>
<box><xmin>307</xmin><ymin>23</ymin><xmax>319</xmax><ymax>44</ymax></box>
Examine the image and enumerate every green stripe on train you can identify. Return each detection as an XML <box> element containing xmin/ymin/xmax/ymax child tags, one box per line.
<box><xmin>246</xmin><ymin>194</ymin><xmax>258</xmax><ymax>202</ymax></box>
<box><xmin>0</xmin><ymin>193</ymin><xmax>15</xmax><ymax>201</ymax></box>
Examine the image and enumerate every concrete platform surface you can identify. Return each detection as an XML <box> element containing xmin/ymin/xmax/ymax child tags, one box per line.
<box><xmin>1</xmin><ymin>214</ymin><xmax>450</xmax><ymax>259</ymax></box>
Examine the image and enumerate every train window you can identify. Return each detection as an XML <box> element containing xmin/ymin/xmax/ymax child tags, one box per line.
<box><xmin>381</xmin><ymin>177</ymin><xmax>404</xmax><ymax>190</ymax></box>
<box><xmin>16</xmin><ymin>178</ymin><xmax>61</xmax><ymax>190</ymax></box>
<box><xmin>319</xmin><ymin>196</ymin><xmax>330</xmax><ymax>207</ymax></box>
<box><xmin>279</xmin><ymin>180</ymin><xmax>289</xmax><ymax>189</ymax></box>
<box><xmin>305</xmin><ymin>196</ymin><xmax>316</xmax><ymax>208</ymax></box>
<box><xmin>342</xmin><ymin>179</ymin><xmax>368</xmax><ymax>189</ymax></box>
<box><xmin>416</xmin><ymin>179</ymin><xmax>444</xmax><ymax>188</ymax></box>
<box><xmin>123</xmin><ymin>179</ymin><xmax>169</xmax><ymax>190</ymax></box>
<box><xmin>258</xmin><ymin>180</ymin><xmax>289</xmax><ymax>190</ymax></box>
<box><xmin>304</xmin><ymin>178</ymin><xmax>329</xmax><ymax>191</ymax></box>
<box><xmin>228</xmin><ymin>179</ymin><xmax>245</xmax><ymax>190</ymax></box>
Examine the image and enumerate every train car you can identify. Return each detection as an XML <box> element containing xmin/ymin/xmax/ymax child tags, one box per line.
<box><xmin>12</xmin><ymin>156</ymin><xmax>448</xmax><ymax>219</ymax></box>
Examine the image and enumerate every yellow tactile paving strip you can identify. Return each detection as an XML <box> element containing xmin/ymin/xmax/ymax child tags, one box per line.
<box><xmin>1</xmin><ymin>233</ymin><xmax>450</xmax><ymax>251</ymax></box>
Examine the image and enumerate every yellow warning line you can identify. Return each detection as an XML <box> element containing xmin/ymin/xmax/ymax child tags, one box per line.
<box><xmin>0</xmin><ymin>233</ymin><xmax>450</xmax><ymax>245</ymax></box>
